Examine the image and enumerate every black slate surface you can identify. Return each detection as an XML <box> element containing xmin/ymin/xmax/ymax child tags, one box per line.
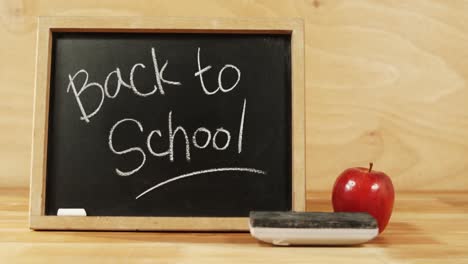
<box><xmin>250</xmin><ymin>211</ymin><xmax>378</xmax><ymax>229</ymax></box>
<box><xmin>45</xmin><ymin>32</ymin><xmax>292</xmax><ymax>217</ymax></box>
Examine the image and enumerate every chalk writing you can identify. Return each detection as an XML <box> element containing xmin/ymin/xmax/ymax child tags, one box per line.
<box><xmin>194</xmin><ymin>47</ymin><xmax>241</xmax><ymax>95</ymax></box>
<box><xmin>136</xmin><ymin>167</ymin><xmax>267</xmax><ymax>200</ymax></box>
<box><xmin>108</xmin><ymin>118</ymin><xmax>146</xmax><ymax>176</ymax></box>
<box><xmin>66</xmin><ymin>46</ymin><xmax>262</xmax><ymax>199</ymax></box>
<box><xmin>66</xmin><ymin>48</ymin><xmax>181</xmax><ymax>123</ymax></box>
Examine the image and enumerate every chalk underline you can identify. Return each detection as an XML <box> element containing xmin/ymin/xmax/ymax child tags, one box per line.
<box><xmin>135</xmin><ymin>167</ymin><xmax>267</xmax><ymax>200</ymax></box>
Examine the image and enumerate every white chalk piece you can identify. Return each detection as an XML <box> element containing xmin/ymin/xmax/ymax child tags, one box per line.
<box><xmin>57</xmin><ymin>208</ymin><xmax>87</xmax><ymax>216</ymax></box>
<box><xmin>249</xmin><ymin>211</ymin><xmax>378</xmax><ymax>246</ymax></box>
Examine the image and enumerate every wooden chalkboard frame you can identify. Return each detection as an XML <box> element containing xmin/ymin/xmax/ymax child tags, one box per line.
<box><xmin>30</xmin><ymin>17</ymin><xmax>305</xmax><ymax>231</ymax></box>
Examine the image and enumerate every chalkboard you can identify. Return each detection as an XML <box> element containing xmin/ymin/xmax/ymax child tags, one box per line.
<box><xmin>30</xmin><ymin>17</ymin><xmax>305</xmax><ymax>231</ymax></box>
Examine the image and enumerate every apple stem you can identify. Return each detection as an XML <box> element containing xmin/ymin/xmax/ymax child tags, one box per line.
<box><xmin>369</xmin><ymin>162</ymin><xmax>373</xmax><ymax>173</ymax></box>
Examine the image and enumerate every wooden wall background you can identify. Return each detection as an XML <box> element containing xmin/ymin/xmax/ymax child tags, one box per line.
<box><xmin>1</xmin><ymin>0</ymin><xmax>467</xmax><ymax>191</ymax></box>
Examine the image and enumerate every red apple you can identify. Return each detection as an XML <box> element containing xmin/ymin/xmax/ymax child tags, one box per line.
<box><xmin>332</xmin><ymin>163</ymin><xmax>394</xmax><ymax>233</ymax></box>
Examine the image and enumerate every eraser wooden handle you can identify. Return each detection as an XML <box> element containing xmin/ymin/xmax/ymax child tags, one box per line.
<box><xmin>249</xmin><ymin>211</ymin><xmax>378</xmax><ymax>246</ymax></box>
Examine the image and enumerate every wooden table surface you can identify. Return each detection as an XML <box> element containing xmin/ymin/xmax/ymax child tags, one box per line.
<box><xmin>1</xmin><ymin>188</ymin><xmax>467</xmax><ymax>263</ymax></box>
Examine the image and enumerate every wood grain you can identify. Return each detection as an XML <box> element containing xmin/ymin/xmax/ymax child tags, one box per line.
<box><xmin>1</xmin><ymin>188</ymin><xmax>468</xmax><ymax>263</ymax></box>
<box><xmin>1</xmin><ymin>0</ymin><xmax>468</xmax><ymax>191</ymax></box>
